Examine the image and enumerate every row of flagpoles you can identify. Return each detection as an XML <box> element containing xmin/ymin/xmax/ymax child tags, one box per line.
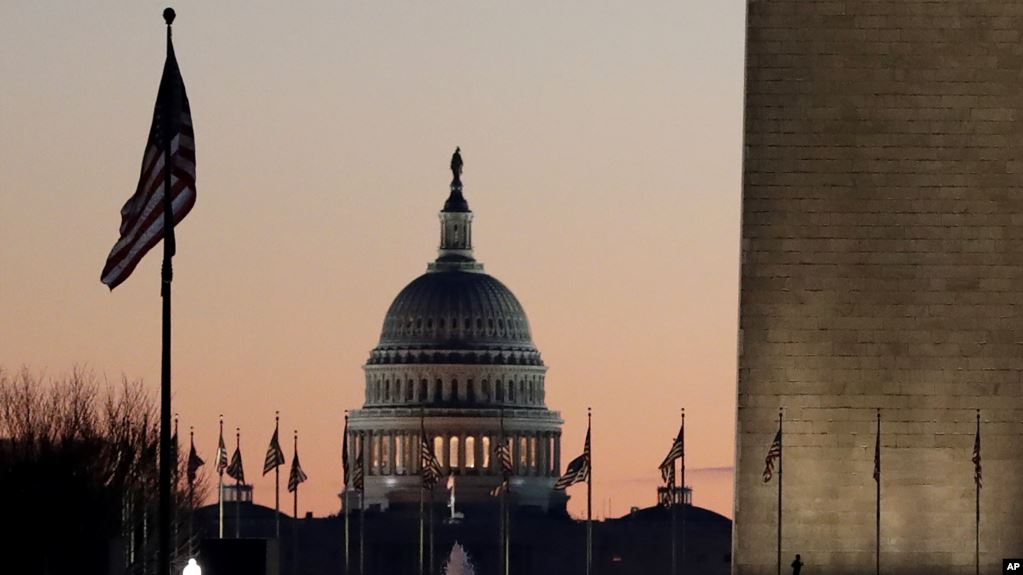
<box><xmin>759</xmin><ymin>408</ymin><xmax>986</xmax><ymax>575</ymax></box>
<box><xmin>180</xmin><ymin>413</ymin><xmax>308</xmax><ymax>541</ymax></box>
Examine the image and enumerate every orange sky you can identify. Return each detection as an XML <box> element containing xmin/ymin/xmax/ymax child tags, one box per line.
<box><xmin>0</xmin><ymin>2</ymin><xmax>745</xmax><ymax>520</ymax></box>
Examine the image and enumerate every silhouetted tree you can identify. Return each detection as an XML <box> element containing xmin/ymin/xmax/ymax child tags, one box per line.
<box><xmin>0</xmin><ymin>366</ymin><xmax>209</xmax><ymax>575</ymax></box>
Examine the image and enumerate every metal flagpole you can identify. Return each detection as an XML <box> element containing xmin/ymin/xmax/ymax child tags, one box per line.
<box><xmin>777</xmin><ymin>408</ymin><xmax>783</xmax><ymax>575</ymax></box>
<box><xmin>975</xmin><ymin>410</ymin><xmax>980</xmax><ymax>575</ymax></box>
<box><xmin>357</xmin><ymin>430</ymin><xmax>365</xmax><ymax>575</ymax></box>
<box><xmin>680</xmin><ymin>408</ymin><xmax>686</xmax><ymax>575</ymax></box>
<box><xmin>275</xmin><ymin>412</ymin><xmax>281</xmax><ymax>540</ymax></box>
<box><xmin>218</xmin><ymin>416</ymin><xmax>224</xmax><ymax>539</ymax></box>
<box><xmin>235</xmin><ymin>428</ymin><xmax>242</xmax><ymax>539</ymax></box>
<box><xmin>876</xmin><ymin>409</ymin><xmax>881</xmax><ymax>575</ymax></box>
<box><xmin>188</xmin><ymin>426</ymin><xmax>195</xmax><ymax>555</ymax></box>
<box><xmin>419</xmin><ymin>480</ymin><xmax>425</xmax><ymax>575</ymax></box>
<box><xmin>587</xmin><ymin>407</ymin><xmax>592</xmax><ymax>575</ymax></box>
<box><xmin>501</xmin><ymin>408</ymin><xmax>510</xmax><ymax>575</ymax></box>
<box><xmin>670</xmin><ymin>438</ymin><xmax>677</xmax><ymax>575</ymax></box>
<box><xmin>429</xmin><ymin>489</ymin><xmax>435</xmax><ymax>575</ymax></box>
<box><xmin>344</xmin><ymin>413</ymin><xmax>350</xmax><ymax>574</ymax></box>
<box><xmin>294</xmin><ymin>431</ymin><xmax>299</xmax><ymax>519</ymax></box>
<box><xmin>419</xmin><ymin>413</ymin><xmax>426</xmax><ymax>575</ymax></box>
<box><xmin>158</xmin><ymin>9</ymin><xmax>178</xmax><ymax>575</ymax></box>
<box><xmin>173</xmin><ymin>414</ymin><xmax>179</xmax><ymax>566</ymax></box>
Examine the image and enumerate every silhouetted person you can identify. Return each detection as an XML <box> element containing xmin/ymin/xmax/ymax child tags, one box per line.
<box><xmin>791</xmin><ymin>553</ymin><xmax>804</xmax><ymax>575</ymax></box>
<box><xmin>451</xmin><ymin>146</ymin><xmax>463</xmax><ymax>183</ymax></box>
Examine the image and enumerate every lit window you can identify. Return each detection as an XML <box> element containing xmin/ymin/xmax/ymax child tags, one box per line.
<box><xmin>465</xmin><ymin>437</ymin><xmax>476</xmax><ymax>468</ymax></box>
<box><xmin>381</xmin><ymin>435</ymin><xmax>391</xmax><ymax>474</ymax></box>
<box><xmin>519</xmin><ymin>436</ymin><xmax>528</xmax><ymax>469</ymax></box>
<box><xmin>395</xmin><ymin>435</ymin><xmax>404</xmax><ymax>474</ymax></box>
<box><xmin>434</xmin><ymin>436</ymin><xmax>444</xmax><ymax>467</ymax></box>
<box><xmin>530</xmin><ymin>436</ymin><xmax>538</xmax><ymax>470</ymax></box>
<box><xmin>482</xmin><ymin>436</ymin><xmax>491</xmax><ymax>469</ymax></box>
<box><xmin>450</xmin><ymin>436</ymin><xmax>460</xmax><ymax>470</ymax></box>
<box><xmin>371</xmin><ymin>435</ymin><xmax>380</xmax><ymax>472</ymax></box>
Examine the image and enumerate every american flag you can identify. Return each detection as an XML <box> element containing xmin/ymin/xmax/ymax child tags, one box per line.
<box><xmin>342</xmin><ymin>417</ymin><xmax>350</xmax><ymax>488</ymax></box>
<box><xmin>489</xmin><ymin>479</ymin><xmax>509</xmax><ymax>497</ymax></box>
<box><xmin>661</xmin><ymin>463</ymin><xmax>676</xmax><ymax>508</ymax></box>
<box><xmin>762</xmin><ymin>429</ymin><xmax>782</xmax><ymax>483</ymax></box>
<box><xmin>873</xmin><ymin>422</ymin><xmax>881</xmax><ymax>483</ymax></box>
<box><xmin>420</xmin><ymin>428</ymin><xmax>443</xmax><ymax>488</ymax></box>
<box><xmin>101</xmin><ymin>34</ymin><xmax>196</xmax><ymax>289</ymax></box>
<box><xmin>288</xmin><ymin>449</ymin><xmax>308</xmax><ymax>493</ymax></box>
<box><xmin>186</xmin><ymin>436</ymin><xmax>204</xmax><ymax>485</ymax></box>
<box><xmin>216</xmin><ymin>428</ymin><xmax>228</xmax><ymax>475</ymax></box>
<box><xmin>352</xmin><ymin>436</ymin><xmax>365</xmax><ymax>491</ymax></box>
<box><xmin>972</xmin><ymin>420</ymin><xmax>982</xmax><ymax>489</ymax></box>
<box><xmin>659</xmin><ymin>421</ymin><xmax>684</xmax><ymax>483</ymax></box>
<box><xmin>496</xmin><ymin>438</ymin><xmax>514</xmax><ymax>477</ymax></box>
<box><xmin>226</xmin><ymin>445</ymin><xmax>245</xmax><ymax>484</ymax></box>
<box><xmin>554</xmin><ymin>428</ymin><xmax>590</xmax><ymax>491</ymax></box>
<box><xmin>263</xmin><ymin>427</ymin><xmax>286</xmax><ymax>475</ymax></box>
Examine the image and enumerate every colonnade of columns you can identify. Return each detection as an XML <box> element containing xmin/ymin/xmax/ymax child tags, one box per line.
<box><xmin>366</xmin><ymin>376</ymin><xmax>546</xmax><ymax>407</ymax></box>
<box><xmin>351</xmin><ymin>429</ymin><xmax>561</xmax><ymax>478</ymax></box>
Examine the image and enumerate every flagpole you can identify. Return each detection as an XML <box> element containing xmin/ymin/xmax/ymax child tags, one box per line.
<box><xmin>358</xmin><ymin>431</ymin><xmax>365</xmax><ymax>575</ymax></box>
<box><xmin>670</xmin><ymin>436</ymin><xmax>677</xmax><ymax>575</ymax></box>
<box><xmin>344</xmin><ymin>413</ymin><xmax>350</xmax><ymax>574</ymax></box>
<box><xmin>275</xmin><ymin>412</ymin><xmax>281</xmax><ymax>540</ymax></box>
<box><xmin>173</xmin><ymin>414</ymin><xmax>179</xmax><ymax>566</ymax></box>
<box><xmin>876</xmin><ymin>409</ymin><xmax>881</xmax><ymax>575</ymax></box>
<box><xmin>503</xmin><ymin>411</ymin><xmax>510</xmax><ymax>575</ymax></box>
<box><xmin>777</xmin><ymin>408</ymin><xmax>783</xmax><ymax>575</ymax></box>
<box><xmin>235</xmin><ymin>427</ymin><xmax>242</xmax><ymax>539</ymax></box>
<box><xmin>188</xmin><ymin>426</ymin><xmax>195</xmax><ymax>555</ymax></box>
<box><xmin>680</xmin><ymin>408</ymin><xmax>686</xmax><ymax>575</ymax></box>
<box><xmin>419</xmin><ymin>412</ymin><xmax>426</xmax><ymax>575</ymax></box>
<box><xmin>975</xmin><ymin>409</ymin><xmax>980</xmax><ymax>575</ymax></box>
<box><xmin>219</xmin><ymin>415</ymin><xmax>225</xmax><ymax>539</ymax></box>
<box><xmin>587</xmin><ymin>407</ymin><xmax>592</xmax><ymax>575</ymax></box>
<box><xmin>429</xmin><ymin>488</ymin><xmax>435</xmax><ymax>575</ymax></box>
<box><xmin>294</xmin><ymin>430</ymin><xmax>299</xmax><ymax>519</ymax></box>
<box><xmin>158</xmin><ymin>9</ymin><xmax>177</xmax><ymax>575</ymax></box>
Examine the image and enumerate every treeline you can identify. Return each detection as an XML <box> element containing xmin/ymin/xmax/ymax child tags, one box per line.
<box><xmin>0</xmin><ymin>366</ymin><xmax>209</xmax><ymax>575</ymax></box>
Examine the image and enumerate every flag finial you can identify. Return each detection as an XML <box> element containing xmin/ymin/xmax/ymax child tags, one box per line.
<box><xmin>163</xmin><ymin>7</ymin><xmax>176</xmax><ymax>25</ymax></box>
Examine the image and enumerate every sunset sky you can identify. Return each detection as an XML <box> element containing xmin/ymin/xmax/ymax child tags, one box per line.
<box><xmin>1</xmin><ymin>2</ymin><xmax>745</xmax><ymax>519</ymax></box>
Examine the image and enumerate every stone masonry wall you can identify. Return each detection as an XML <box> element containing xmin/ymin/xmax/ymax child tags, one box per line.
<box><xmin>736</xmin><ymin>2</ymin><xmax>1023</xmax><ymax>573</ymax></box>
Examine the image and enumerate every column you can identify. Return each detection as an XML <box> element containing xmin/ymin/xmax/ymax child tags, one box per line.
<box><xmin>554</xmin><ymin>433</ymin><xmax>561</xmax><ymax>477</ymax></box>
<box><xmin>538</xmin><ymin>431</ymin><xmax>548</xmax><ymax>476</ymax></box>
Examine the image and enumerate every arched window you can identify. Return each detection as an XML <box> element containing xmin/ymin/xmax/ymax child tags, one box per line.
<box><xmin>395</xmin><ymin>435</ymin><xmax>405</xmax><ymax>475</ymax></box>
<box><xmin>434</xmin><ymin>379</ymin><xmax>443</xmax><ymax>402</ymax></box>
<box><xmin>371</xmin><ymin>435</ymin><xmax>380</xmax><ymax>473</ymax></box>
<box><xmin>495</xmin><ymin>380</ymin><xmax>504</xmax><ymax>401</ymax></box>
<box><xmin>482</xmin><ymin>436</ymin><xmax>491</xmax><ymax>470</ymax></box>
<box><xmin>450</xmin><ymin>436</ymin><xmax>460</xmax><ymax>472</ymax></box>
<box><xmin>434</xmin><ymin>436</ymin><xmax>444</xmax><ymax>468</ymax></box>
<box><xmin>530</xmin><ymin>436</ymin><xmax>538</xmax><ymax>470</ymax></box>
<box><xmin>465</xmin><ymin>437</ymin><xmax>476</xmax><ymax>468</ymax></box>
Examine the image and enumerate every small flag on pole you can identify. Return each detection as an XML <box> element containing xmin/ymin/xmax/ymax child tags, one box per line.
<box><xmin>420</xmin><ymin>427</ymin><xmax>443</xmax><ymax>488</ymax></box>
<box><xmin>100</xmin><ymin>30</ymin><xmax>197</xmax><ymax>289</ymax></box>
<box><xmin>226</xmin><ymin>444</ymin><xmax>245</xmax><ymax>483</ymax></box>
<box><xmin>263</xmin><ymin>427</ymin><xmax>286</xmax><ymax>475</ymax></box>
<box><xmin>187</xmin><ymin>433</ymin><xmax>204</xmax><ymax>485</ymax></box>
<box><xmin>288</xmin><ymin>448</ymin><xmax>308</xmax><ymax>493</ymax></box>
<box><xmin>659</xmin><ymin>419</ymin><xmax>684</xmax><ymax>482</ymax></box>
<box><xmin>216</xmin><ymin>427</ymin><xmax>228</xmax><ymax>475</ymax></box>
<box><xmin>873</xmin><ymin>422</ymin><xmax>881</xmax><ymax>483</ymax></box>
<box><xmin>763</xmin><ymin>429</ymin><xmax>782</xmax><ymax>483</ymax></box>
<box><xmin>352</xmin><ymin>436</ymin><xmax>365</xmax><ymax>491</ymax></box>
<box><xmin>496</xmin><ymin>439</ymin><xmax>513</xmax><ymax>477</ymax></box>
<box><xmin>661</xmin><ymin>462</ymin><xmax>676</xmax><ymax>508</ymax></box>
<box><xmin>554</xmin><ymin>428</ymin><xmax>590</xmax><ymax>491</ymax></box>
<box><xmin>972</xmin><ymin>419</ymin><xmax>982</xmax><ymax>489</ymax></box>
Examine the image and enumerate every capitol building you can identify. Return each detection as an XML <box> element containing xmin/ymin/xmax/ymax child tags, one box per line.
<box><xmin>347</xmin><ymin>156</ymin><xmax>565</xmax><ymax>511</ymax></box>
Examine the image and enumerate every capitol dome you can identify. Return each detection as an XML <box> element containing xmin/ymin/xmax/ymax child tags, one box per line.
<box><xmin>369</xmin><ymin>270</ymin><xmax>543</xmax><ymax>366</ymax></box>
<box><xmin>346</xmin><ymin>152</ymin><xmax>564</xmax><ymax>512</ymax></box>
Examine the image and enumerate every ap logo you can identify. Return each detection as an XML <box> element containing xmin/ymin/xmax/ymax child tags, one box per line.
<box><xmin>1006</xmin><ymin>559</ymin><xmax>1023</xmax><ymax>573</ymax></box>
